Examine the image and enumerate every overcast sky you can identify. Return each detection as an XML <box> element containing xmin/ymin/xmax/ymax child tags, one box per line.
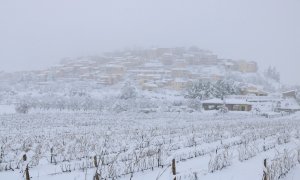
<box><xmin>0</xmin><ymin>0</ymin><xmax>299</xmax><ymax>84</ymax></box>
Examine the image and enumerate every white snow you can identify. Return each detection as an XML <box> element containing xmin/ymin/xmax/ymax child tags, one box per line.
<box><xmin>1</xmin><ymin>111</ymin><xmax>300</xmax><ymax>180</ymax></box>
<box><xmin>0</xmin><ymin>104</ymin><xmax>15</xmax><ymax>114</ymax></box>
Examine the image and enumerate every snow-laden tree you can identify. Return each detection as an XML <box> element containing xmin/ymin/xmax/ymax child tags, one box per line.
<box><xmin>187</xmin><ymin>98</ymin><xmax>202</xmax><ymax>111</ymax></box>
<box><xmin>264</xmin><ymin>66</ymin><xmax>280</xmax><ymax>82</ymax></box>
<box><xmin>185</xmin><ymin>80</ymin><xmax>241</xmax><ymax>100</ymax></box>
<box><xmin>15</xmin><ymin>102</ymin><xmax>30</xmax><ymax>114</ymax></box>
<box><xmin>112</xmin><ymin>100</ymin><xmax>129</xmax><ymax>113</ymax></box>
<box><xmin>213</xmin><ymin>80</ymin><xmax>241</xmax><ymax>99</ymax></box>
<box><xmin>119</xmin><ymin>83</ymin><xmax>137</xmax><ymax>100</ymax></box>
<box><xmin>225</xmin><ymin>71</ymin><xmax>277</xmax><ymax>92</ymax></box>
<box><xmin>294</xmin><ymin>88</ymin><xmax>300</xmax><ymax>104</ymax></box>
<box><xmin>136</xmin><ymin>98</ymin><xmax>158</xmax><ymax>109</ymax></box>
<box><xmin>185</xmin><ymin>80</ymin><xmax>215</xmax><ymax>100</ymax></box>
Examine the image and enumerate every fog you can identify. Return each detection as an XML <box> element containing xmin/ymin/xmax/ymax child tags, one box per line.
<box><xmin>0</xmin><ymin>0</ymin><xmax>299</xmax><ymax>84</ymax></box>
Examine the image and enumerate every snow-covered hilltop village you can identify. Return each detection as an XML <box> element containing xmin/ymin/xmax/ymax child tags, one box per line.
<box><xmin>1</xmin><ymin>47</ymin><xmax>300</xmax><ymax>180</ymax></box>
<box><xmin>0</xmin><ymin>47</ymin><xmax>299</xmax><ymax>115</ymax></box>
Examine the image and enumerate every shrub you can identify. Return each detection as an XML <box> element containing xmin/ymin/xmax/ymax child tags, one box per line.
<box><xmin>15</xmin><ymin>103</ymin><xmax>30</xmax><ymax>114</ymax></box>
<box><xmin>208</xmin><ymin>146</ymin><xmax>232</xmax><ymax>173</ymax></box>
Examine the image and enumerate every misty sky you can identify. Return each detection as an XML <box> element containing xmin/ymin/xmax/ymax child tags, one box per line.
<box><xmin>0</xmin><ymin>0</ymin><xmax>299</xmax><ymax>84</ymax></box>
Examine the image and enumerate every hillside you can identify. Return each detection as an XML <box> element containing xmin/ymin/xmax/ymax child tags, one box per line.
<box><xmin>0</xmin><ymin>47</ymin><xmax>280</xmax><ymax>95</ymax></box>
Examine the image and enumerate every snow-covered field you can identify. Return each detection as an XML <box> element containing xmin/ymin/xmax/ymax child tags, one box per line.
<box><xmin>1</xmin><ymin>111</ymin><xmax>300</xmax><ymax>180</ymax></box>
<box><xmin>0</xmin><ymin>105</ymin><xmax>15</xmax><ymax>114</ymax></box>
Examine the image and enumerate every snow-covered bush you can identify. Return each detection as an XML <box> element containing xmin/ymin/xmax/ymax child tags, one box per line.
<box><xmin>172</xmin><ymin>100</ymin><xmax>183</xmax><ymax>106</ymax></box>
<box><xmin>238</xmin><ymin>142</ymin><xmax>258</xmax><ymax>161</ymax></box>
<box><xmin>15</xmin><ymin>103</ymin><xmax>30</xmax><ymax>114</ymax></box>
<box><xmin>187</xmin><ymin>98</ymin><xmax>202</xmax><ymax>111</ymax></box>
<box><xmin>218</xmin><ymin>105</ymin><xmax>228</xmax><ymax>114</ymax></box>
<box><xmin>136</xmin><ymin>98</ymin><xmax>158</xmax><ymax>113</ymax></box>
<box><xmin>298</xmin><ymin>149</ymin><xmax>300</xmax><ymax>164</ymax></box>
<box><xmin>264</xmin><ymin>66</ymin><xmax>280</xmax><ymax>83</ymax></box>
<box><xmin>295</xmin><ymin>130</ymin><xmax>300</xmax><ymax>139</ymax></box>
<box><xmin>252</xmin><ymin>107</ymin><xmax>261</xmax><ymax>115</ymax></box>
<box><xmin>208</xmin><ymin>146</ymin><xmax>232</xmax><ymax>173</ymax></box>
<box><xmin>137</xmin><ymin>98</ymin><xmax>158</xmax><ymax>109</ymax></box>
<box><xmin>277</xmin><ymin>133</ymin><xmax>291</xmax><ymax>145</ymax></box>
<box><xmin>119</xmin><ymin>83</ymin><xmax>137</xmax><ymax>100</ymax></box>
<box><xmin>267</xmin><ymin>149</ymin><xmax>297</xmax><ymax>180</ymax></box>
<box><xmin>112</xmin><ymin>100</ymin><xmax>129</xmax><ymax>113</ymax></box>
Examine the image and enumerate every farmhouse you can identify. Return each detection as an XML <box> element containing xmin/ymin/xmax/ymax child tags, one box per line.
<box><xmin>275</xmin><ymin>98</ymin><xmax>300</xmax><ymax>113</ymax></box>
<box><xmin>202</xmin><ymin>98</ymin><xmax>223</xmax><ymax>110</ymax></box>
<box><xmin>225</xmin><ymin>99</ymin><xmax>253</xmax><ymax>111</ymax></box>
<box><xmin>282</xmin><ymin>90</ymin><xmax>297</xmax><ymax>99</ymax></box>
<box><xmin>202</xmin><ymin>98</ymin><xmax>252</xmax><ymax>111</ymax></box>
<box><xmin>241</xmin><ymin>86</ymin><xmax>268</xmax><ymax>96</ymax></box>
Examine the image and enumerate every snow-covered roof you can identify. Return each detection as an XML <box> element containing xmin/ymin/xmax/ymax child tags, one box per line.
<box><xmin>171</xmin><ymin>68</ymin><xmax>189</xmax><ymax>71</ymax></box>
<box><xmin>223</xmin><ymin>60</ymin><xmax>235</xmax><ymax>66</ymax></box>
<box><xmin>106</xmin><ymin>64</ymin><xmax>124</xmax><ymax>68</ymax></box>
<box><xmin>144</xmin><ymin>61</ymin><xmax>163</xmax><ymax>67</ymax></box>
<box><xmin>282</xmin><ymin>90</ymin><xmax>297</xmax><ymax>94</ymax></box>
<box><xmin>137</xmin><ymin>74</ymin><xmax>161</xmax><ymax>78</ymax></box>
<box><xmin>128</xmin><ymin>69</ymin><xmax>170</xmax><ymax>73</ymax></box>
<box><xmin>189</xmin><ymin>66</ymin><xmax>224</xmax><ymax>76</ymax></box>
<box><xmin>173</xmin><ymin>78</ymin><xmax>189</xmax><ymax>83</ymax></box>
<box><xmin>183</xmin><ymin>53</ymin><xmax>194</xmax><ymax>57</ymax></box>
<box><xmin>244</xmin><ymin>89</ymin><xmax>268</xmax><ymax>94</ymax></box>
<box><xmin>143</xmin><ymin>83</ymin><xmax>158</xmax><ymax>88</ymax></box>
<box><xmin>202</xmin><ymin>98</ymin><xmax>252</xmax><ymax>105</ymax></box>
<box><xmin>163</xmin><ymin>53</ymin><xmax>173</xmax><ymax>56</ymax></box>
<box><xmin>202</xmin><ymin>98</ymin><xmax>224</xmax><ymax>104</ymax></box>
<box><xmin>225</xmin><ymin>99</ymin><xmax>252</xmax><ymax>105</ymax></box>
<box><xmin>279</xmin><ymin>98</ymin><xmax>300</xmax><ymax>110</ymax></box>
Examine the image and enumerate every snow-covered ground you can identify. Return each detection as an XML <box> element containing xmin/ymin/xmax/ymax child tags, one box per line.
<box><xmin>0</xmin><ymin>105</ymin><xmax>15</xmax><ymax>114</ymax></box>
<box><xmin>1</xmin><ymin>111</ymin><xmax>300</xmax><ymax>180</ymax></box>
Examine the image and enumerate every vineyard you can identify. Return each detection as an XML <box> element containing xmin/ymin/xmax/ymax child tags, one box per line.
<box><xmin>1</xmin><ymin>112</ymin><xmax>300</xmax><ymax>180</ymax></box>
